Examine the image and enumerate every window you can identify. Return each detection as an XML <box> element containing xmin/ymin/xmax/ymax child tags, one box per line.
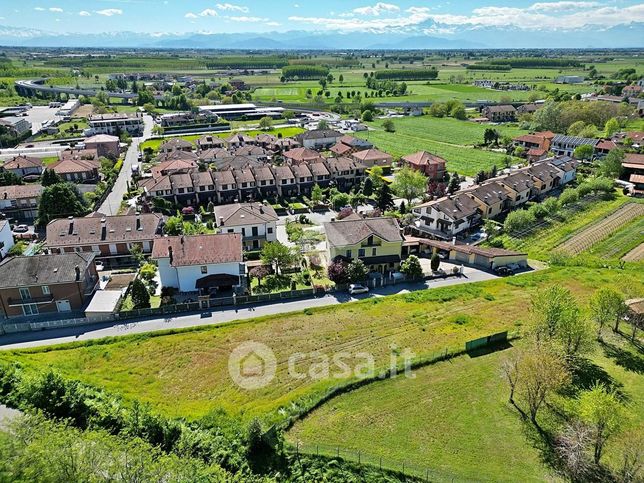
<box><xmin>346</xmin><ymin>250</ymin><xmax>352</xmax><ymax>258</ymax></box>
<box><xmin>252</xmin><ymin>226</ymin><xmax>258</xmax><ymax>237</ymax></box>
<box><xmin>372</xmin><ymin>247</ymin><xmax>377</xmax><ymax>256</ymax></box>
<box><xmin>367</xmin><ymin>235</ymin><xmax>374</xmax><ymax>245</ymax></box>
<box><xmin>267</xmin><ymin>227</ymin><xmax>273</xmax><ymax>234</ymax></box>
<box><xmin>42</xmin><ymin>285</ymin><xmax>50</xmax><ymax>295</ymax></box>
<box><xmin>241</xmin><ymin>228</ymin><xmax>246</xmax><ymax>237</ymax></box>
<box><xmin>22</xmin><ymin>304</ymin><xmax>38</xmax><ymax>316</ymax></box>
<box><xmin>358</xmin><ymin>248</ymin><xmax>365</xmax><ymax>257</ymax></box>
<box><xmin>228</xmin><ymin>229</ymin><xmax>234</xmax><ymax>233</ymax></box>
<box><xmin>19</xmin><ymin>288</ymin><xmax>30</xmax><ymax>300</ymax></box>
<box><xmin>201</xmin><ymin>266</ymin><xmax>208</xmax><ymax>274</ymax></box>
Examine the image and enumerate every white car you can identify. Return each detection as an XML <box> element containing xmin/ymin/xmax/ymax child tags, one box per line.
<box><xmin>348</xmin><ymin>284</ymin><xmax>369</xmax><ymax>295</ymax></box>
<box><xmin>95</xmin><ymin>261</ymin><xmax>105</xmax><ymax>271</ymax></box>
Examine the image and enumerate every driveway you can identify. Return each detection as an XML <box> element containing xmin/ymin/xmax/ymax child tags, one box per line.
<box><xmin>98</xmin><ymin>114</ymin><xmax>153</xmax><ymax>215</ymax></box>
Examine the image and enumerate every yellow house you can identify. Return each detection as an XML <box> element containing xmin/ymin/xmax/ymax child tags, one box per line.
<box><xmin>498</xmin><ymin>172</ymin><xmax>534</xmax><ymax>207</ymax></box>
<box><xmin>467</xmin><ymin>182</ymin><xmax>509</xmax><ymax>219</ymax></box>
<box><xmin>324</xmin><ymin>215</ymin><xmax>403</xmax><ymax>273</ymax></box>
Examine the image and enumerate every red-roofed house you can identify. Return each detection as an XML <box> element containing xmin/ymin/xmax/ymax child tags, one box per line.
<box><xmin>401</xmin><ymin>151</ymin><xmax>446</xmax><ymax>180</ymax></box>
<box><xmin>351</xmin><ymin>149</ymin><xmax>393</xmax><ymax>168</ymax></box>
<box><xmin>2</xmin><ymin>155</ymin><xmax>43</xmax><ymax>179</ymax></box>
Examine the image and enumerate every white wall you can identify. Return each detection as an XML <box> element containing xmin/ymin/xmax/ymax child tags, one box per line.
<box><xmin>157</xmin><ymin>257</ymin><xmax>243</xmax><ymax>292</ymax></box>
<box><xmin>0</xmin><ymin>222</ymin><xmax>15</xmax><ymax>259</ymax></box>
<box><xmin>220</xmin><ymin>221</ymin><xmax>276</xmax><ymax>241</ymax></box>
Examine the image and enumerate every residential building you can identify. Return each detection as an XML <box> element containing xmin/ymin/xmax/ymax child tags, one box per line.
<box><xmin>401</xmin><ymin>151</ymin><xmax>446</xmax><ymax>180</ymax></box>
<box><xmin>46</xmin><ymin>213</ymin><xmax>163</xmax><ymax>266</ymax></box>
<box><xmin>350</xmin><ymin>148</ymin><xmax>394</xmax><ymax>168</ymax></box>
<box><xmin>213</xmin><ymin>170</ymin><xmax>238</xmax><ymax>204</ymax></box>
<box><xmin>283</xmin><ymin>147</ymin><xmax>323</xmax><ymax>165</ymax></box>
<box><xmin>2</xmin><ymin>155</ymin><xmax>43</xmax><ymax>179</ymax></box>
<box><xmin>329</xmin><ymin>135</ymin><xmax>373</xmax><ymax>157</ymax></box>
<box><xmin>526</xmin><ymin>162</ymin><xmax>562</xmax><ymax>196</ymax></box>
<box><xmin>213</xmin><ymin>202</ymin><xmax>278</xmax><ymax>250</ymax></box>
<box><xmin>466</xmin><ymin>182</ymin><xmax>510</xmax><ymax>219</ymax></box>
<box><xmin>622</xmin><ymin>85</ymin><xmax>642</xmax><ymax>98</ymax></box>
<box><xmin>309</xmin><ymin>161</ymin><xmax>332</xmax><ymax>187</ymax></box>
<box><xmin>595</xmin><ymin>140</ymin><xmax>617</xmax><ymax>156</ymax></box>
<box><xmin>252</xmin><ymin>166</ymin><xmax>278</xmax><ymax>198</ymax></box>
<box><xmin>151</xmin><ymin>158</ymin><xmax>198</xmax><ymax>178</ymax></box>
<box><xmin>324</xmin><ymin>217</ymin><xmax>403</xmax><ymax>274</ymax></box>
<box><xmin>551</xmin><ymin>134</ymin><xmax>599</xmax><ymax>157</ymax></box>
<box><xmin>196</xmin><ymin>134</ymin><xmax>225</xmax><ymax>150</ymax></box>
<box><xmin>513</xmin><ymin>132</ymin><xmax>553</xmax><ymax>151</ymax></box>
<box><xmin>414</xmin><ymin>238</ymin><xmax>527</xmax><ymax>271</ymax></box>
<box><xmin>0</xmin><ymin>184</ymin><xmax>43</xmax><ymax>221</ymax></box>
<box><xmin>159</xmin><ymin>138</ymin><xmax>194</xmax><ymax>153</ymax></box>
<box><xmin>622</xmin><ymin>153</ymin><xmax>644</xmax><ymax>195</ymax></box>
<box><xmin>0</xmin><ymin>252</ymin><xmax>98</xmax><ymax>318</ymax></box>
<box><xmin>547</xmin><ymin>156</ymin><xmax>578</xmax><ymax>185</ymax></box>
<box><xmin>497</xmin><ymin>172</ymin><xmax>534</xmax><ymax>207</ymax></box>
<box><xmin>88</xmin><ymin>112</ymin><xmax>144</xmax><ymax>136</ymax></box>
<box><xmin>296</xmin><ymin>129</ymin><xmax>343</xmax><ymax>149</ymax></box>
<box><xmin>49</xmin><ymin>157</ymin><xmax>101</xmax><ymax>183</ymax></box>
<box><xmin>482</xmin><ymin>105</ymin><xmax>517</xmax><ymax>122</ymax></box>
<box><xmin>412</xmin><ymin>194</ymin><xmax>480</xmax><ymax>239</ymax></box>
<box><xmin>291</xmin><ymin>164</ymin><xmax>314</xmax><ymax>195</ymax></box>
<box><xmin>0</xmin><ymin>220</ymin><xmax>14</xmax><ymax>261</ymax></box>
<box><xmin>325</xmin><ymin>157</ymin><xmax>366</xmax><ymax>191</ymax></box>
<box><xmin>0</xmin><ymin>117</ymin><xmax>31</xmax><ymax>136</ymax></box>
<box><xmin>225</xmin><ymin>133</ymin><xmax>254</xmax><ymax>149</ymax></box>
<box><xmin>83</xmin><ymin>134</ymin><xmax>120</xmax><ymax>158</ymax></box>
<box><xmin>517</xmin><ymin>103</ymin><xmax>540</xmax><ymax>115</ymax></box>
<box><xmin>152</xmin><ymin>233</ymin><xmax>245</xmax><ymax>294</ymax></box>
<box><xmin>272</xmin><ymin>165</ymin><xmax>298</xmax><ymax>197</ymax></box>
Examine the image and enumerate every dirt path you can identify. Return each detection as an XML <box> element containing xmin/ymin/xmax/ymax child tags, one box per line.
<box><xmin>622</xmin><ymin>242</ymin><xmax>644</xmax><ymax>262</ymax></box>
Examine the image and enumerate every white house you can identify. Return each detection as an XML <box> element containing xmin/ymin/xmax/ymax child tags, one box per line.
<box><xmin>412</xmin><ymin>194</ymin><xmax>481</xmax><ymax>239</ymax></box>
<box><xmin>0</xmin><ymin>220</ymin><xmax>15</xmax><ymax>260</ymax></box>
<box><xmin>152</xmin><ymin>233</ymin><xmax>245</xmax><ymax>295</ymax></box>
<box><xmin>213</xmin><ymin>202</ymin><xmax>278</xmax><ymax>251</ymax></box>
<box><xmin>296</xmin><ymin>129</ymin><xmax>343</xmax><ymax>149</ymax></box>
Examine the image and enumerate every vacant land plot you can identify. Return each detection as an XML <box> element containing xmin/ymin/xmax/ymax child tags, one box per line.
<box><xmin>1</xmin><ymin>268</ymin><xmax>641</xmax><ymax>424</ymax></box>
<box><xmin>556</xmin><ymin>203</ymin><xmax>644</xmax><ymax>256</ymax></box>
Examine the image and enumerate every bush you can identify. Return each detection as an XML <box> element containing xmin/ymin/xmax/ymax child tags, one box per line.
<box><xmin>504</xmin><ymin>209</ymin><xmax>536</xmax><ymax>234</ymax></box>
<box><xmin>559</xmin><ymin>188</ymin><xmax>579</xmax><ymax>206</ymax></box>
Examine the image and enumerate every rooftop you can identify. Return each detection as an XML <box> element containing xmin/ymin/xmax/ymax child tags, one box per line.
<box><xmin>152</xmin><ymin>233</ymin><xmax>242</xmax><ymax>266</ymax></box>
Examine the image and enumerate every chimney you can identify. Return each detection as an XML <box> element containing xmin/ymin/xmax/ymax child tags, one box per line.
<box><xmin>68</xmin><ymin>216</ymin><xmax>74</xmax><ymax>235</ymax></box>
<box><xmin>75</xmin><ymin>265</ymin><xmax>81</xmax><ymax>281</ymax></box>
<box><xmin>219</xmin><ymin>216</ymin><xmax>224</xmax><ymax>226</ymax></box>
<box><xmin>135</xmin><ymin>212</ymin><xmax>141</xmax><ymax>231</ymax></box>
<box><xmin>452</xmin><ymin>236</ymin><xmax>457</xmax><ymax>246</ymax></box>
<box><xmin>100</xmin><ymin>217</ymin><xmax>107</xmax><ymax>240</ymax></box>
<box><xmin>168</xmin><ymin>245</ymin><xmax>173</xmax><ymax>264</ymax></box>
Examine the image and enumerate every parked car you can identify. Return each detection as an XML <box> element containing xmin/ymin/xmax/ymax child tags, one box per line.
<box><xmin>95</xmin><ymin>261</ymin><xmax>105</xmax><ymax>271</ymax></box>
<box><xmin>494</xmin><ymin>266</ymin><xmax>514</xmax><ymax>276</ymax></box>
<box><xmin>348</xmin><ymin>284</ymin><xmax>369</xmax><ymax>295</ymax></box>
<box><xmin>12</xmin><ymin>224</ymin><xmax>29</xmax><ymax>233</ymax></box>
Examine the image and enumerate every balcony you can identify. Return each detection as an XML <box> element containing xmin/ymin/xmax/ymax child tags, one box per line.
<box><xmin>8</xmin><ymin>294</ymin><xmax>54</xmax><ymax>306</ymax></box>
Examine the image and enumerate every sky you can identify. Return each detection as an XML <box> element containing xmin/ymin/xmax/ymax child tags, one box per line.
<box><xmin>1</xmin><ymin>0</ymin><xmax>643</xmax><ymax>37</ymax></box>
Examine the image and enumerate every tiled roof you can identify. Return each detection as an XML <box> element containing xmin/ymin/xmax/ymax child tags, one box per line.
<box><xmin>428</xmin><ymin>194</ymin><xmax>479</xmax><ymax>220</ymax></box>
<box><xmin>351</xmin><ymin>149</ymin><xmax>392</xmax><ymax>162</ymax></box>
<box><xmin>284</xmin><ymin>147</ymin><xmax>322</xmax><ymax>162</ymax></box>
<box><xmin>469</xmin><ymin>182</ymin><xmax>509</xmax><ymax>205</ymax></box>
<box><xmin>50</xmin><ymin>158</ymin><xmax>100</xmax><ymax>174</ymax></box>
<box><xmin>297</xmin><ymin>129</ymin><xmax>342</xmax><ymax>140</ymax></box>
<box><xmin>213</xmin><ymin>202</ymin><xmax>278</xmax><ymax>226</ymax></box>
<box><xmin>152</xmin><ymin>233</ymin><xmax>242</xmax><ymax>266</ymax></box>
<box><xmin>159</xmin><ymin>138</ymin><xmax>193</xmax><ymax>151</ymax></box>
<box><xmin>3</xmin><ymin>155</ymin><xmax>43</xmax><ymax>170</ymax></box>
<box><xmin>0</xmin><ymin>252</ymin><xmax>95</xmax><ymax>288</ymax></box>
<box><xmin>402</xmin><ymin>151</ymin><xmax>446</xmax><ymax>167</ymax></box>
<box><xmin>0</xmin><ymin>184</ymin><xmax>43</xmax><ymax>200</ymax></box>
<box><xmin>273</xmin><ymin>165</ymin><xmax>294</xmax><ymax>180</ymax></box>
<box><xmin>324</xmin><ymin>217</ymin><xmax>402</xmax><ymax>247</ymax></box>
<box><xmin>499</xmin><ymin>172</ymin><xmax>534</xmax><ymax>193</ymax></box>
<box><xmin>151</xmin><ymin>159</ymin><xmax>198</xmax><ymax>178</ymax></box>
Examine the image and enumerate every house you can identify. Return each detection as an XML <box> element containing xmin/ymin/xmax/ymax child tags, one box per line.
<box><xmin>283</xmin><ymin>147</ymin><xmax>323</xmax><ymax>165</ymax></box>
<box><xmin>225</xmin><ymin>133</ymin><xmax>254</xmax><ymax>149</ymax></box>
<box><xmin>49</xmin><ymin>157</ymin><xmax>101</xmax><ymax>183</ymax></box>
<box><xmin>324</xmin><ymin>217</ymin><xmax>403</xmax><ymax>274</ymax></box>
<box><xmin>527</xmin><ymin>148</ymin><xmax>549</xmax><ymax>163</ymax></box>
<box><xmin>0</xmin><ymin>220</ymin><xmax>14</xmax><ymax>261</ymax></box>
<box><xmin>213</xmin><ymin>202</ymin><xmax>278</xmax><ymax>251</ymax></box>
<box><xmin>497</xmin><ymin>172</ymin><xmax>534</xmax><ymax>207</ymax></box>
<box><xmin>551</xmin><ymin>135</ymin><xmax>599</xmax><ymax>157</ymax></box>
<box><xmin>325</xmin><ymin>157</ymin><xmax>366</xmax><ymax>191</ymax></box>
<box><xmin>83</xmin><ymin>134</ymin><xmax>120</xmax><ymax>158</ymax></box>
<box><xmin>329</xmin><ymin>135</ymin><xmax>373</xmax><ymax>157</ymax></box>
<box><xmin>296</xmin><ymin>129</ymin><xmax>343</xmax><ymax>149</ymax></box>
<box><xmin>482</xmin><ymin>105</ymin><xmax>517</xmax><ymax>122</ymax></box>
<box><xmin>0</xmin><ymin>117</ymin><xmax>31</xmax><ymax>137</ymax></box>
<box><xmin>517</xmin><ymin>103</ymin><xmax>540</xmax><ymax>115</ymax></box>
<box><xmin>526</xmin><ymin>162</ymin><xmax>562</xmax><ymax>196</ymax></box>
<box><xmin>0</xmin><ymin>252</ymin><xmax>98</xmax><ymax>318</ymax></box>
<box><xmin>156</xmin><ymin>149</ymin><xmax>200</xmax><ymax>164</ymax></box>
<box><xmin>412</xmin><ymin>194</ymin><xmax>480</xmax><ymax>239</ymax></box>
<box><xmin>152</xmin><ymin>233</ymin><xmax>245</xmax><ymax>294</ymax></box>
<box><xmin>0</xmin><ymin>184</ymin><xmax>43</xmax><ymax>221</ymax></box>
<box><xmin>555</xmin><ymin>76</ymin><xmax>584</xmax><ymax>84</ymax></box>
<box><xmin>255</xmin><ymin>133</ymin><xmax>277</xmax><ymax>148</ymax></box>
<box><xmin>213</xmin><ymin>170</ymin><xmax>238</xmax><ymax>204</ymax></box>
<box><xmin>2</xmin><ymin>155</ymin><xmax>43</xmax><ymax>179</ymax></box>
<box><xmin>151</xmin><ymin>158</ymin><xmax>198</xmax><ymax>178</ymax></box>
<box><xmin>466</xmin><ymin>182</ymin><xmax>509</xmax><ymax>219</ymax></box>
<box><xmin>46</xmin><ymin>213</ymin><xmax>163</xmax><ymax>266</ymax></box>
<box><xmin>401</xmin><ymin>151</ymin><xmax>446</xmax><ymax>180</ymax></box>
<box><xmin>272</xmin><ymin>165</ymin><xmax>298</xmax><ymax>197</ymax></box>
<box><xmin>623</xmin><ymin>153</ymin><xmax>644</xmax><ymax>194</ymax></box>
<box><xmin>199</xmin><ymin>147</ymin><xmax>230</xmax><ymax>162</ymax></box>
<box><xmin>613</xmin><ymin>131</ymin><xmax>644</xmax><ymax>148</ymax></box>
<box><xmin>350</xmin><ymin>148</ymin><xmax>394</xmax><ymax>168</ymax></box>
<box><xmin>414</xmin><ymin>238</ymin><xmax>527</xmax><ymax>271</ymax></box>
<box><xmin>272</xmin><ymin>137</ymin><xmax>300</xmax><ymax>152</ymax></box>
<box><xmin>159</xmin><ymin>138</ymin><xmax>194</xmax><ymax>153</ymax></box>
<box><xmin>233</xmin><ymin>168</ymin><xmax>258</xmax><ymax>201</ymax></box>
<box><xmin>309</xmin><ymin>161</ymin><xmax>332</xmax><ymax>187</ymax></box>
<box><xmin>513</xmin><ymin>132</ymin><xmax>552</xmax><ymax>151</ymax></box>
<box><xmin>291</xmin><ymin>164</ymin><xmax>314</xmax><ymax>195</ymax></box>
<box><xmin>234</xmin><ymin>145</ymin><xmax>269</xmax><ymax>160</ymax></box>
<box><xmin>190</xmin><ymin>171</ymin><xmax>216</xmax><ymax>204</ymax></box>
<box><xmin>88</xmin><ymin>112</ymin><xmax>143</xmax><ymax>136</ymax></box>
<box><xmin>252</xmin><ymin>166</ymin><xmax>278</xmax><ymax>198</ymax></box>
<box><xmin>595</xmin><ymin>140</ymin><xmax>617</xmax><ymax>156</ymax></box>
<box><xmin>547</xmin><ymin>156</ymin><xmax>578</xmax><ymax>185</ymax></box>
<box><xmin>196</xmin><ymin>135</ymin><xmax>225</xmax><ymax>150</ymax></box>
<box><xmin>622</xmin><ymin>85</ymin><xmax>642</xmax><ymax>98</ymax></box>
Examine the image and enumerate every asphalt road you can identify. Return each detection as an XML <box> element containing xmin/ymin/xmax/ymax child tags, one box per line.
<box><xmin>98</xmin><ymin>114</ymin><xmax>153</xmax><ymax>216</ymax></box>
<box><xmin>0</xmin><ymin>269</ymin><xmax>497</xmax><ymax>351</ymax></box>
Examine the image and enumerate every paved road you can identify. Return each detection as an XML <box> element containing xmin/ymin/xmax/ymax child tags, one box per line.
<box><xmin>0</xmin><ymin>268</ymin><xmax>497</xmax><ymax>351</ymax></box>
<box><xmin>98</xmin><ymin>115</ymin><xmax>153</xmax><ymax>216</ymax></box>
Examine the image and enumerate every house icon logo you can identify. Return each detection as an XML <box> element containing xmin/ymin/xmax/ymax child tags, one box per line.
<box><xmin>228</xmin><ymin>341</ymin><xmax>277</xmax><ymax>390</ymax></box>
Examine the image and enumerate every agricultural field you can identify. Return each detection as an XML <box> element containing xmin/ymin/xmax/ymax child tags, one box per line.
<box><xmin>556</xmin><ymin>203</ymin><xmax>644</xmax><ymax>256</ymax></box>
<box><xmin>287</xmin><ymin>331</ymin><xmax>643</xmax><ymax>482</ymax></box>
<box><xmin>355</xmin><ymin>116</ymin><xmax>524</xmax><ymax>176</ymax></box>
<box><xmin>587</xmin><ymin>216</ymin><xmax>644</xmax><ymax>261</ymax></box>
<box><xmin>622</xmin><ymin>242</ymin><xmax>644</xmax><ymax>262</ymax></box>
<box><xmin>1</xmin><ymin>267</ymin><xmax>641</xmax><ymax>425</ymax></box>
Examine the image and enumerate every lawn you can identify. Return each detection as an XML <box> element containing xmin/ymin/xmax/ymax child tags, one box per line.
<box><xmin>1</xmin><ymin>267</ymin><xmax>641</xmax><ymax>425</ymax></box>
<box><xmin>355</xmin><ymin>116</ymin><xmax>525</xmax><ymax>176</ymax></box>
<box><xmin>287</xmin><ymin>331</ymin><xmax>643</xmax><ymax>482</ymax></box>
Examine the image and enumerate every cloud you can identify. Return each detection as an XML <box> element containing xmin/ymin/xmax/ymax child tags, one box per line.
<box><xmin>185</xmin><ymin>12</ymin><xmax>198</xmax><ymax>18</ymax></box>
<box><xmin>198</xmin><ymin>8</ymin><xmax>218</xmax><ymax>17</ymax></box>
<box><xmin>79</xmin><ymin>11</ymin><xmax>91</xmax><ymax>16</ymax></box>
<box><xmin>34</xmin><ymin>7</ymin><xmax>45</xmax><ymax>11</ymax></box>
<box><xmin>529</xmin><ymin>1</ymin><xmax>600</xmax><ymax>11</ymax></box>
<box><xmin>216</xmin><ymin>3</ymin><xmax>249</xmax><ymax>13</ymax></box>
<box><xmin>225</xmin><ymin>16</ymin><xmax>269</xmax><ymax>22</ymax></box>
<box><xmin>289</xmin><ymin>5</ymin><xmax>431</xmax><ymax>31</ymax></box>
<box><xmin>96</xmin><ymin>9</ymin><xmax>123</xmax><ymax>16</ymax></box>
<box><xmin>49</xmin><ymin>7</ymin><xmax>63</xmax><ymax>13</ymax></box>
<box><xmin>353</xmin><ymin>2</ymin><xmax>400</xmax><ymax>16</ymax></box>
<box><xmin>265</xmin><ymin>21</ymin><xmax>281</xmax><ymax>26</ymax></box>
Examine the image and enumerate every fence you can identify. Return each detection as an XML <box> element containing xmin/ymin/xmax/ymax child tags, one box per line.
<box><xmin>289</xmin><ymin>441</ymin><xmax>484</xmax><ymax>482</ymax></box>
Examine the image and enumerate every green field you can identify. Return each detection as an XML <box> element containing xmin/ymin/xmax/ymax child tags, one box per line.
<box><xmin>2</xmin><ymin>267</ymin><xmax>641</xmax><ymax>425</ymax></box>
<box><xmin>585</xmin><ymin>215</ymin><xmax>644</xmax><ymax>260</ymax></box>
<box><xmin>355</xmin><ymin>116</ymin><xmax>525</xmax><ymax>176</ymax></box>
<box><xmin>288</xmin><ymin>331</ymin><xmax>643</xmax><ymax>482</ymax></box>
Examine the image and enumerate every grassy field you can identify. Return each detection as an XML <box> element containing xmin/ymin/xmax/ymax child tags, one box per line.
<box><xmin>355</xmin><ymin>116</ymin><xmax>525</xmax><ymax>176</ymax></box>
<box><xmin>1</xmin><ymin>267</ymin><xmax>641</xmax><ymax>425</ymax></box>
<box><xmin>140</xmin><ymin>126</ymin><xmax>305</xmax><ymax>153</ymax></box>
<box><xmin>586</xmin><ymin>216</ymin><xmax>644</xmax><ymax>260</ymax></box>
<box><xmin>495</xmin><ymin>194</ymin><xmax>644</xmax><ymax>261</ymax></box>
<box><xmin>288</xmin><ymin>331</ymin><xmax>643</xmax><ymax>482</ymax></box>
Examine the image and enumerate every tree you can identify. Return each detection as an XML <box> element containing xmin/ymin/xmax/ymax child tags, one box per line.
<box><xmin>369</xmin><ymin>165</ymin><xmax>384</xmax><ymax>190</ymax></box>
<box><xmin>347</xmin><ymin>259</ymin><xmax>368</xmax><ymax>283</ymax></box>
<box><xmin>382</xmin><ymin>119</ymin><xmax>395</xmax><ymax>132</ymax></box>
<box><xmin>533</xmin><ymin>100</ymin><xmax>564</xmax><ymax>133</ymax></box>
<box><xmin>37</xmin><ymin>183</ymin><xmax>87</xmax><ymax>226</ymax></box>
<box><xmin>130</xmin><ymin>278</ymin><xmax>150</xmax><ymax>309</ymax></box>
<box><xmin>338</xmin><ymin>74</ymin><xmax>344</xmax><ymax>84</ymax></box>
<box><xmin>261</xmin><ymin>241</ymin><xmax>295</xmax><ymax>274</ymax></box>
<box><xmin>317</xmin><ymin>119</ymin><xmax>329</xmax><ymax>130</ymax></box>
<box><xmin>501</xmin><ymin>353</ymin><xmax>521</xmax><ymax>404</ymax></box>
<box><xmin>391</xmin><ymin>167</ymin><xmax>427</xmax><ymax>204</ymax></box>
<box><xmin>258</xmin><ymin>116</ymin><xmax>273</xmax><ymax>130</ymax></box>
<box><xmin>375</xmin><ymin>183</ymin><xmax>394</xmax><ymax>211</ymax></box>
<box><xmin>249</xmin><ymin>265</ymin><xmax>270</xmax><ymax>287</ymax></box>
<box><xmin>597</xmin><ymin>149</ymin><xmax>624</xmax><ymax>179</ymax></box>
<box><xmin>327</xmin><ymin>259</ymin><xmax>349</xmax><ymax>284</ymax></box>
<box><xmin>0</xmin><ymin>170</ymin><xmax>23</xmax><ymax>186</ymax></box>
<box><xmin>430</xmin><ymin>252</ymin><xmax>441</xmax><ymax>272</ymax></box>
<box><xmin>555</xmin><ymin>421</ymin><xmax>594</xmax><ymax>480</ymax></box>
<box><xmin>567</xmin><ymin>120</ymin><xmax>587</xmax><ymax>136</ymax></box>
<box><xmin>361</xmin><ymin>110</ymin><xmax>374</xmax><ymax>122</ymax></box>
<box><xmin>362</xmin><ymin>176</ymin><xmax>374</xmax><ymax>197</ymax></box>
<box><xmin>603</xmin><ymin>117</ymin><xmax>620</xmax><ymax>138</ymax></box>
<box><xmin>447</xmin><ymin>172</ymin><xmax>461</xmax><ymax>194</ymax></box>
<box><xmin>401</xmin><ymin>255</ymin><xmax>423</xmax><ymax>279</ymax></box>
<box><xmin>331</xmin><ymin>192</ymin><xmax>351</xmax><ymax>210</ymax></box>
<box><xmin>578</xmin><ymin>383</ymin><xmax>624</xmax><ymax>464</ymax></box>
<box><xmin>573</xmin><ymin>144</ymin><xmax>594</xmax><ymax>161</ymax></box>
<box><xmin>41</xmin><ymin>169</ymin><xmax>63</xmax><ymax>187</ymax></box>
<box><xmin>310</xmin><ymin>183</ymin><xmax>324</xmax><ymax>206</ymax></box>
<box><xmin>589</xmin><ymin>287</ymin><xmax>627</xmax><ymax>337</ymax></box>
<box><xmin>483</xmin><ymin>128</ymin><xmax>499</xmax><ymax>146</ymax></box>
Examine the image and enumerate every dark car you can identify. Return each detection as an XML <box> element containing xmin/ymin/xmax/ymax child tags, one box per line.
<box><xmin>493</xmin><ymin>266</ymin><xmax>514</xmax><ymax>276</ymax></box>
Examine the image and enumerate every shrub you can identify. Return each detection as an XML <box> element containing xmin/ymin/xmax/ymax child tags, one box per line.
<box><xmin>504</xmin><ymin>209</ymin><xmax>536</xmax><ymax>234</ymax></box>
<box><xmin>559</xmin><ymin>188</ymin><xmax>579</xmax><ymax>206</ymax></box>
